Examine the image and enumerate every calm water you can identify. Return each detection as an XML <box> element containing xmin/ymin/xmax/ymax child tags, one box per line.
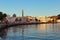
<box><xmin>0</xmin><ymin>23</ymin><xmax>60</xmax><ymax>40</ymax></box>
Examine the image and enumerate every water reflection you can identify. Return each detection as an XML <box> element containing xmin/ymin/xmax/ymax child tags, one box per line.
<box><xmin>0</xmin><ymin>28</ymin><xmax>8</xmax><ymax>40</ymax></box>
<box><xmin>38</xmin><ymin>23</ymin><xmax>58</xmax><ymax>33</ymax></box>
<box><xmin>13</xmin><ymin>27</ymin><xmax>17</xmax><ymax>33</ymax></box>
<box><xmin>37</xmin><ymin>24</ymin><xmax>47</xmax><ymax>33</ymax></box>
<box><xmin>0</xmin><ymin>23</ymin><xmax>60</xmax><ymax>40</ymax></box>
<box><xmin>21</xmin><ymin>25</ymin><xmax>24</xmax><ymax>40</ymax></box>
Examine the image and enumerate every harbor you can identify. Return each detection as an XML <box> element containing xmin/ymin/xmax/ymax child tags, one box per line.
<box><xmin>0</xmin><ymin>23</ymin><xmax>60</xmax><ymax>40</ymax></box>
<box><xmin>0</xmin><ymin>9</ymin><xmax>60</xmax><ymax>30</ymax></box>
<box><xmin>0</xmin><ymin>0</ymin><xmax>60</xmax><ymax>40</ymax></box>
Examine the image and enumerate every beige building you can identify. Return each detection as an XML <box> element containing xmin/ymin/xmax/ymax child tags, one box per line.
<box><xmin>36</xmin><ymin>16</ymin><xmax>47</xmax><ymax>22</ymax></box>
<box><xmin>57</xmin><ymin>19</ymin><xmax>60</xmax><ymax>23</ymax></box>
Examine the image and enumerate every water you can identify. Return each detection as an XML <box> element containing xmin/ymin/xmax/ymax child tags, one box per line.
<box><xmin>0</xmin><ymin>23</ymin><xmax>60</xmax><ymax>40</ymax></box>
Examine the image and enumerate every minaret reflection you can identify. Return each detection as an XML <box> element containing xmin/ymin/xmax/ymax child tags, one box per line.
<box><xmin>21</xmin><ymin>25</ymin><xmax>24</xmax><ymax>40</ymax></box>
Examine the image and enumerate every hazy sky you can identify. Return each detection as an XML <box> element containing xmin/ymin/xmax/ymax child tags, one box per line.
<box><xmin>0</xmin><ymin>0</ymin><xmax>60</xmax><ymax>16</ymax></box>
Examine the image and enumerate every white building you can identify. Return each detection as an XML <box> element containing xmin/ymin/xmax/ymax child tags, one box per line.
<box><xmin>6</xmin><ymin>17</ymin><xmax>16</xmax><ymax>23</ymax></box>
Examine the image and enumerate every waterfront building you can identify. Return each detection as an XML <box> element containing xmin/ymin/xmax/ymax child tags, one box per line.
<box><xmin>20</xmin><ymin>10</ymin><xmax>37</xmax><ymax>23</ymax></box>
<box><xmin>6</xmin><ymin>15</ymin><xmax>16</xmax><ymax>23</ymax></box>
<box><xmin>15</xmin><ymin>17</ymin><xmax>21</xmax><ymax>21</ymax></box>
<box><xmin>49</xmin><ymin>16</ymin><xmax>57</xmax><ymax>23</ymax></box>
<box><xmin>46</xmin><ymin>17</ymin><xmax>52</xmax><ymax>22</ymax></box>
<box><xmin>36</xmin><ymin>16</ymin><xmax>47</xmax><ymax>22</ymax></box>
<box><xmin>57</xmin><ymin>19</ymin><xmax>60</xmax><ymax>23</ymax></box>
<box><xmin>25</xmin><ymin>16</ymin><xmax>36</xmax><ymax>22</ymax></box>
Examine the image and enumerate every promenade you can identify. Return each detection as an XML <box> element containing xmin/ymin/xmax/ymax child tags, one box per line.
<box><xmin>0</xmin><ymin>22</ymin><xmax>41</xmax><ymax>29</ymax></box>
<box><xmin>0</xmin><ymin>21</ymin><xmax>58</xmax><ymax>30</ymax></box>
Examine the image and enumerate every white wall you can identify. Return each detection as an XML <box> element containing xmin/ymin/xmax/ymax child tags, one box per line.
<box><xmin>6</xmin><ymin>17</ymin><xmax>16</xmax><ymax>23</ymax></box>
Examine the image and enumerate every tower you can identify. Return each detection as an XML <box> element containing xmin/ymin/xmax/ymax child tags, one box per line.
<box><xmin>22</xmin><ymin>9</ymin><xmax>24</xmax><ymax>23</ymax></box>
<box><xmin>22</xmin><ymin>9</ymin><xmax>24</xmax><ymax>17</ymax></box>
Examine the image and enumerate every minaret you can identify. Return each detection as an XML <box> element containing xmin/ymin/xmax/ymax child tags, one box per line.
<box><xmin>22</xmin><ymin>9</ymin><xmax>24</xmax><ymax>23</ymax></box>
<box><xmin>22</xmin><ymin>9</ymin><xmax>24</xmax><ymax>17</ymax></box>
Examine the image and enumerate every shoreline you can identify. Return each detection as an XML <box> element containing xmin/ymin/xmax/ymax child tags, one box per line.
<box><xmin>0</xmin><ymin>22</ymin><xmax>60</xmax><ymax>30</ymax></box>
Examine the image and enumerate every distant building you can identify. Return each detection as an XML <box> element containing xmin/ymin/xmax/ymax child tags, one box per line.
<box><xmin>15</xmin><ymin>16</ymin><xmax>37</xmax><ymax>23</ymax></box>
<box><xmin>36</xmin><ymin>16</ymin><xmax>47</xmax><ymax>22</ymax></box>
<box><xmin>49</xmin><ymin>16</ymin><xmax>58</xmax><ymax>23</ymax></box>
<box><xmin>6</xmin><ymin>17</ymin><xmax>16</xmax><ymax>23</ymax></box>
<box><xmin>25</xmin><ymin>16</ymin><xmax>36</xmax><ymax>22</ymax></box>
<box><xmin>57</xmin><ymin>19</ymin><xmax>60</xmax><ymax>23</ymax></box>
<box><xmin>13</xmin><ymin>14</ymin><xmax>16</xmax><ymax>17</ymax></box>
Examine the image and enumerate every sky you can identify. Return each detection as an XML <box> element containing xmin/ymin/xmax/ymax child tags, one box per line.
<box><xmin>0</xmin><ymin>0</ymin><xmax>60</xmax><ymax>16</ymax></box>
